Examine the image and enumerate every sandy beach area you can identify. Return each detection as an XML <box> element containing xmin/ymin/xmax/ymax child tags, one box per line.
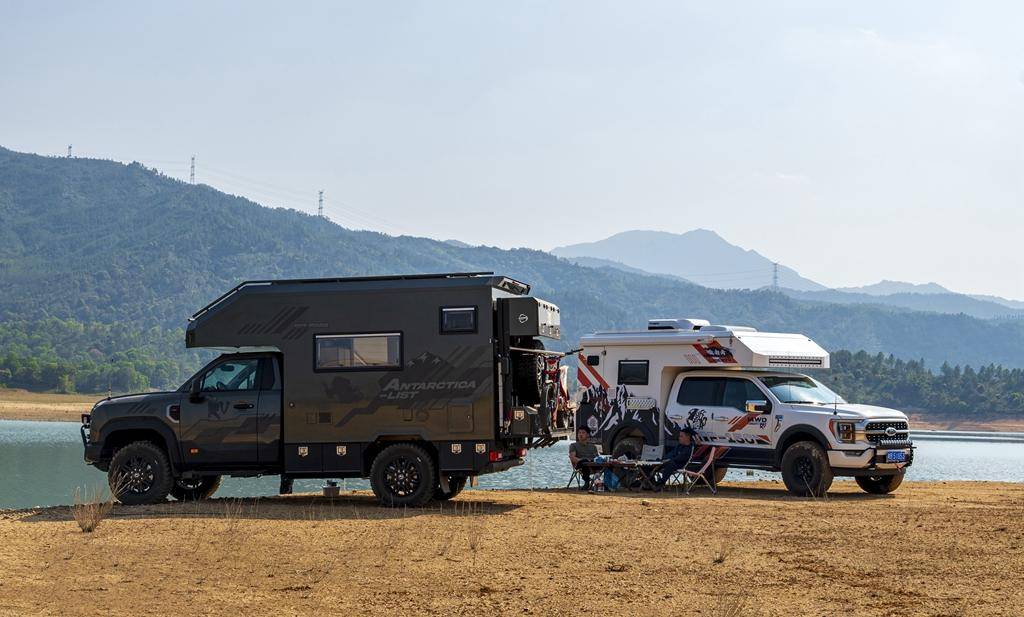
<box><xmin>0</xmin><ymin>389</ymin><xmax>102</xmax><ymax>423</ymax></box>
<box><xmin>0</xmin><ymin>481</ymin><xmax>1021</xmax><ymax>616</ymax></box>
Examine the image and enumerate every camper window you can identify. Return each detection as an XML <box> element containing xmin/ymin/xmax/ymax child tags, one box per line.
<box><xmin>618</xmin><ymin>360</ymin><xmax>649</xmax><ymax>385</ymax></box>
<box><xmin>440</xmin><ymin>306</ymin><xmax>477</xmax><ymax>334</ymax></box>
<box><xmin>315</xmin><ymin>333</ymin><xmax>402</xmax><ymax>371</ymax></box>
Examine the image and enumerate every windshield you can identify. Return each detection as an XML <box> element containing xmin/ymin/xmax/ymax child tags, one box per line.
<box><xmin>758</xmin><ymin>375</ymin><xmax>846</xmax><ymax>405</ymax></box>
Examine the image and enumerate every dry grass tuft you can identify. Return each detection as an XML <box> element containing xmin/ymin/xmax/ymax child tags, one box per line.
<box><xmin>70</xmin><ymin>485</ymin><xmax>114</xmax><ymax>533</ymax></box>
<box><xmin>712</xmin><ymin>537</ymin><xmax>733</xmax><ymax>565</ymax></box>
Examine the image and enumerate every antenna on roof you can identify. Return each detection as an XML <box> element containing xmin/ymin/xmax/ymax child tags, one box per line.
<box><xmin>318</xmin><ymin>190</ymin><xmax>324</xmax><ymax>218</ymax></box>
<box><xmin>190</xmin><ymin>155</ymin><xmax>196</xmax><ymax>184</ymax></box>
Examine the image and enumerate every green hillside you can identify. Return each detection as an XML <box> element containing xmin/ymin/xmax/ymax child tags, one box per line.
<box><xmin>3</xmin><ymin>146</ymin><xmax>1024</xmax><ymax>398</ymax></box>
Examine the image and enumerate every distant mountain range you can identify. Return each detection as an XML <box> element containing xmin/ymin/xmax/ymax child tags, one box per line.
<box><xmin>778</xmin><ymin>288</ymin><xmax>1024</xmax><ymax>320</ymax></box>
<box><xmin>3</xmin><ymin>146</ymin><xmax>1024</xmax><ymax>376</ymax></box>
<box><xmin>552</xmin><ymin>229</ymin><xmax>827</xmax><ymax>291</ymax></box>
<box><xmin>551</xmin><ymin>230</ymin><xmax>1024</xmax><ymax>320</ymax></box>
<box><xmin>837</xmin><ymin>280</ymin><xmax>954</xmax><ymax>296</ymax></box>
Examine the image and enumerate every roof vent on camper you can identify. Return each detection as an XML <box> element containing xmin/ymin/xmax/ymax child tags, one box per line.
<box><xmin>698</xmin><ymin>325</ymin><xmax>758</xmax><ymax>333</ymax></box>
<box><xmin>648</xmin><ymin>318</ymin><xmax>710</xmax><ymax>331</ymax></box>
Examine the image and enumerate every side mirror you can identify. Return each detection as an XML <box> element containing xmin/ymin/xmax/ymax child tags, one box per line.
<box><xmin>189</xmin><ymin>379</ymin><xmax>203</xmax><ymax>403</ymax></box>
<box><xmin>745</xmin><ymin>399</ymin><xmax>770</xmax><ymax>413</ymax></box>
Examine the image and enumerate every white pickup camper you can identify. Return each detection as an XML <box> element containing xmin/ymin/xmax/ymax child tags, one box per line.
<box><xmin>575</xmin><ymin>319</ymin><xmax>914</xmax><ymax>496</ymax></box>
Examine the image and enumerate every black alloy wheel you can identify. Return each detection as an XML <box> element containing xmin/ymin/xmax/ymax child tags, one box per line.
<box><xmin>108</xmin><ymin>441</ymin><xmax>173</xmax><ymax>505</ymax></box>
<box><xmin>780</xmin><ymin>440</ymin><xmax>834</xmax><ymax>497</ymax></box>
<box><xmin>370</xmin><ymin>443</ymin><xmax>437</xmax><ymax>507</ymax></box>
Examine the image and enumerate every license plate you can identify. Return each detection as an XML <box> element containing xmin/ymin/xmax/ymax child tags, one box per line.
<box><xmin>885</xmin><ymin>451</ymin><xmax>907</xmax><ymax>463</ymax></box>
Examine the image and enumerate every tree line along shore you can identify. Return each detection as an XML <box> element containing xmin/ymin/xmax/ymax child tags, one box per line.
<box><xmin>3</xmin><ymin>342</ymin><xmax>1024</xmax><ymax>419</ymax></box>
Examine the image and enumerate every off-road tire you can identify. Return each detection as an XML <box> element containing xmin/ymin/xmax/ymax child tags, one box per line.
<box><xmin>781</xmin><ymin>440</ymin><xmax>833</xmax><ymax>497</ymax></box>
<box><xmin>433</xmin><ymin>476</ymin><xmax>468</xmax><ymax>501</ymax></box>
<box><xmin>612</xmin><ymin>436</ymin><xmax>644</xmax><ymax>460</ymax></box>
<box><xmin>512</xmin><ymin>340</ymin><xmax>545</xmax><ymax>406</ymax></box>
<box><xmin>109</xmin><ymin>441</ymin><xmax>173</xmax><ymax>506</ymax></box>
<box><xmin>370</xmin><ymin>443</ymin><xmax>437</xmax><ymax>507</ymax></box>
<box><xmin>856</xmin><ymin>471</ymin><xmax>905</xmax><ymax>495</ymax></box>
<box><xmin>170</xmin><ymin>475</ymin><xmax>222</xmax><ymax>501</ymax></box>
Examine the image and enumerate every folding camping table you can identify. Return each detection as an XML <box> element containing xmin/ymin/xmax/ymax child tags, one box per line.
<box><xmin>568</xmin><ymin>460</ymin><xmax>664</xmax><ymax>491</ymax></box>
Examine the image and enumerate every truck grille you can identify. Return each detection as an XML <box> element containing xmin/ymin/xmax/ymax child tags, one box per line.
<box><xmin>865</xmin><ymin>420</ymin><xmax>911</xmax><ymax>447</ymax></box>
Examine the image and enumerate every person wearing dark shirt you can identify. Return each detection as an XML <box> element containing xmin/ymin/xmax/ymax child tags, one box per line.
<box><xmin>655</xmin><ymin>428</ymin><xmax>695</xmax><ymax>488</ymax></box>
<box><xmin>569</xmin><ymin>427</ymin><xmax>599</xmax><ymax>490</ymax></box>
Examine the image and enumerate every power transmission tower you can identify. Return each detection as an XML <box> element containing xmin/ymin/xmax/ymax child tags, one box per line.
<box><xmin>318</xmin><ymin>190</ymin><xmax>324</xmax><ymax>218</ymax></box>
<box><xmin>189</xmin><ymin>155</ymin><xmax>196</xmax><ymax>184</ymax></box>
<box><xmin>67</xmin><ymin>145</ymin><xmax>72</xmax><ymax>158</ymax></box>
<box><xmin>772</xmin><ymin>262</ymin><xmax>779</xmax><ymax>289</ymax></box>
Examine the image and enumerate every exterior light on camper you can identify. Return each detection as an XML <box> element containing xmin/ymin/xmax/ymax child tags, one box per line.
<box><xmin>832</xmin><ymin>421</ymin><xmax>856</xmax><ymax>444</ymax></box>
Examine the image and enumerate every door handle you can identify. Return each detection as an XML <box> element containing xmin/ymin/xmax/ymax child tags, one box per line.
<box><xmin>234</xmin><ymin>402</ymin><xmax>254</xmax><ymax>410</ymax></box>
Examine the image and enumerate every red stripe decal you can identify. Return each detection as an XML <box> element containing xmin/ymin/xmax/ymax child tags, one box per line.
<box><xmin>577</xmin><ymin>353</ymin><xmax>609</xmax><ymax>389</ymax></box>
<box><xmin>577</xmin><ymin>367</ymin><xmax>592</xmax><ymax>388</ymax></box>
<box><xmin>728</xmin><ymin>413</ymin><xmax>760</xmax><ymax>432</ymax></box>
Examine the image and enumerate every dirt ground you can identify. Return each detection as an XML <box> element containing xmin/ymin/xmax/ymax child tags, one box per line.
<box><xmin>0</xmin><ymin>482</ymin><xmax>1021</xmax><ymax>616</ymax></box>
<box><xmin>0</xmin><ymin>388</ymin><xmax>101</xmax><ymax>422</ymax></box>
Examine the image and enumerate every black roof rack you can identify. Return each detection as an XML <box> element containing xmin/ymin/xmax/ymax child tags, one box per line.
<box><xmin>189</xmin><ymin>271</ymin><xmax>524</xmax><ymax>321</ymax></box>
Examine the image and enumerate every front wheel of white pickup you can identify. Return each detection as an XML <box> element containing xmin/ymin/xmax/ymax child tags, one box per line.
<box><xmin>781</xmin><ymin>440</ymin><xmax>833</xmax><ymax>497</ymax></box>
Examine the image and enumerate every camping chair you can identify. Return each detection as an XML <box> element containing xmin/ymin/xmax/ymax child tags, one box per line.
<box><xmin>682</xmin><ymin>446</ymin><xmax>722</xmax><ymax>495</ymax></box>
<box><xmin>565</xmin><ymin>444</ymin><xmax>603</xmax><ymax>489</ymax></box>
<box><xmin>566</xmin><ymin>466</ymin><xmax>585</xmax><ymax>488</ymax></box>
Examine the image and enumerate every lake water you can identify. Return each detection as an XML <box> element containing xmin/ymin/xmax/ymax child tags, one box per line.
<box><xmin>2</xmin><ymin>419</ymin><xmax>1023</xmax><ymax>510</ymax></box>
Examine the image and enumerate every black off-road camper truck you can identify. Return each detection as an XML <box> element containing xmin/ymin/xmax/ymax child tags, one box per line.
<box><xmin>82</xmin><ymin>272</ymin><xmax>566</xmax><ymax>506</ymax></box>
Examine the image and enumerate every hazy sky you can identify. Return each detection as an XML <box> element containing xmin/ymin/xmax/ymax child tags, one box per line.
<box><xmin>3</xmin><ymin>2</ymin><xmax>1022</xmax><ymax>297</ymax></box>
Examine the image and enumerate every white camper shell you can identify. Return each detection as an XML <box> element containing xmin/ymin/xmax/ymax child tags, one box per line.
<box><xmin>575</xmin><ymin>318</ymin><xmax>913</xmax><ymax>497</ymax></box>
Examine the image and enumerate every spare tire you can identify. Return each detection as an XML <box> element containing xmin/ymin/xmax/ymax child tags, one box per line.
<box><xmin>512</xmin><ymin>340</ymin><xmax>545</xmax><ymax>406</ymax></box>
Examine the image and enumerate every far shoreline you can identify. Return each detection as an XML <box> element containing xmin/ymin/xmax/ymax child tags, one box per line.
<box><xmin>0</xmin><ymin>388</ymin><xmax>1021</xmax><ymax>431</ymax></box>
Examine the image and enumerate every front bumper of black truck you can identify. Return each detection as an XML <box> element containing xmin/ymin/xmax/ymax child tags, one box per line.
<box><xmin>80</xmin><ymin>413</ymin><xmax>103</xmax><ymax>464</ymax></box>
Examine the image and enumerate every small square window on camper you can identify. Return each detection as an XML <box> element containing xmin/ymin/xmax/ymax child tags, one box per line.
<box><xmin>315</xmin><ymin>333</ymin><xmax>402</xmax><ymax>371</ymax></box>
<box><xmin>440</xmin><ymin>306</ymin><xmax>477</xmax><ymax>334</ymax></box>
<box><xmin>618</xmin><ymin>360</ymin><xmax>649</xmax><ymax>385</ymax></box>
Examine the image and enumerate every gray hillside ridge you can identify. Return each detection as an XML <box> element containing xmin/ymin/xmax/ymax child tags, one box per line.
<box><xmin>551</xmin><ymin>228</ymin><xmax>826</xmax><ymax>292</ymax></box>
<box><xmin>552</xmin><ymin>229</ymin><xmax>1024</xmax><ymax>307</ymax></box>
<box><xmin>837</xmin><ymin>280</ymin><xmax>953</xmax><ymax>296</ymax></box>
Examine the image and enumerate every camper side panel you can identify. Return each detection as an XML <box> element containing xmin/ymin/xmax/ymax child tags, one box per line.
<box><xmin>190</xmin><ymin>284</ymin><xmax>498</xmax><ymax>449</ymax></box>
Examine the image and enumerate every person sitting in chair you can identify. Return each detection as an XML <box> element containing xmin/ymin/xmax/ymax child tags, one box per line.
<box><xmin>569</xmin><ymin>427</ymin><xmax>599</xmax><ymax>490</ymax></box>
<box><xmin>655</xmin><ymin>427</ymin><xmax>696</xmax><ymax>488</ymax></box>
